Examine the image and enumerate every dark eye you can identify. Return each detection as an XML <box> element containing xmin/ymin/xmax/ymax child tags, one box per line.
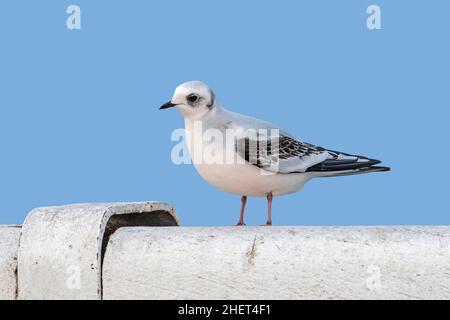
<box><xmin>187</xmin><ymin>94</ymin><xmax>199</xmax><ymax>103</ymax></box>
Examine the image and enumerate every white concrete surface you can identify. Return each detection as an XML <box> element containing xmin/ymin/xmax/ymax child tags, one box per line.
<box><xmin>0</xmin><ymin>225</ymin><xmax>21</xmax><ymax>300</ymax></box>
<box><xmin>17</xmin><ymin>202</ymin><xmax>179</xmax><ymax>300</ymax></box>
<box><xmin>103</xmin><ymin>226</ymin><xmax>450</xmax><ymax>300</ymax></box>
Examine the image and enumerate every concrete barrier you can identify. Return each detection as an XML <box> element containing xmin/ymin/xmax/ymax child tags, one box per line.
<box><xmin>0</xmin><ymin>225</ymin><xmax>21</xmax><ymax>300</ymax></box>
<box><xmin>17</xmin><ymin>202</ymin><xmax>179</xmax><ymax>300</ymax></box>
<box><xmin>1</xmin><ymin>203</ymin><xmax>450</xmax><ymax>300</ymax></box>
<box><xmin>103</xmin><ymin>226</ymin><xmax>450</xmax><ymax>300</ymax></box>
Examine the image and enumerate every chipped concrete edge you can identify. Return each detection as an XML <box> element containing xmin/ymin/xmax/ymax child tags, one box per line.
<box><xmin>0</xmin><ymin>225</ymin><xmax>22</xmax><ymax>300</ymax></box>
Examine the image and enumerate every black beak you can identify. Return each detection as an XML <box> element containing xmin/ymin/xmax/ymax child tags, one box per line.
<box><xmin>159</xmin><ymin>101</ymin><xmax>177</xmax><ymax>110</ymax></box>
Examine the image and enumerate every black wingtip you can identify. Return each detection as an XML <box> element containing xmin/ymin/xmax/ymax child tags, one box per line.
<box><xmin>368</xmin><ymin>166</ymin><xmax>391</xmax><ymax>172</ymax></box>
<box><xmin>306</xmin><ymin>158</ymin><xmax>382</xmax><ymax>172</ymax></box>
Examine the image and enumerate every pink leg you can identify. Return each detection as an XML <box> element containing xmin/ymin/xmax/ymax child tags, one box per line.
<box><xmin>236</xmin><ymin>195</ymin><xmax>247</xmax><ymax>226</ymax></box>
<box><xmin>262</xmin><ymin>192</ymin><xmax>273</xmax><ymax>226</ymax></box>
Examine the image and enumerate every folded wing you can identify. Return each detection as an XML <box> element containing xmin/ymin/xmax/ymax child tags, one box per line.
<box><xmin>235</xmin><ymin>134</ymin><xmax>389</xmax><ymax>175</ymax></box>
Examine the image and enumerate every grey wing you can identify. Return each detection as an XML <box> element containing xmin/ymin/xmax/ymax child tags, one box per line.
<box><xmin>235</xmin><ymin>134</ymin><xmax>385</xmax><ymax>174</ymax></box>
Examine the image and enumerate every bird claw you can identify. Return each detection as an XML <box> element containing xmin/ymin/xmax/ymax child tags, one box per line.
<box><xmin>236</xmin><ymin>222</ymin><xmax>246</xmax><ymax>226</ymax></box>
<box><xmin>261</xmin><ymin>222</ymin><xmax>272</xmax><ymax>226</ymax></box>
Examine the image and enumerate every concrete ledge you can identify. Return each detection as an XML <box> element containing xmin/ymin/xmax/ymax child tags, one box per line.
<box><xmin>2</xmin><ymin>204</ymin><xmax>450</xmax><ymax>300</ymax></box>
<box><xmin>17</xmin><ymin>202</ymin><xmax>179</xmax><ymax>300</ymax></box>
<box><xmin>103</xmin><ymin>226</ymin><xmax>450</xmax><ymax>300</ymax></box>
<box><xmin>0</xmin><ymin>225</ymin><xmax>21</xmax><ymax>300</ymax></box>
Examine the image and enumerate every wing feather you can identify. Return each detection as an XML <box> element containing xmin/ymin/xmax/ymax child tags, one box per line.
<box><xmin>235</xmin><ymin>134</ymin><xmax>384</xmax><ymax>174</ymax></box>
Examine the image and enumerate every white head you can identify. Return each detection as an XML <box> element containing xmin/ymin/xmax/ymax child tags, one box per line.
<box><xmin>160</xmin><ymin>81</ymin><xmax>216</xmax><ymax>120</ymax></box>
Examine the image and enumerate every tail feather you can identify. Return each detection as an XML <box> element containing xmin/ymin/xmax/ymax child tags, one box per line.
<box><xmin>319</xmin><ymin>166</ymin><xmax>390</xmax><ymax>177</ymax></box>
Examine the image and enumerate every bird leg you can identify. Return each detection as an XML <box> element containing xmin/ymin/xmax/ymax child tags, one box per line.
<box><xmin>262</xmin><ymin>192</ymin><xmax>273</xmax><ymax>226</ymax></box>
<box><xmin>236</xmin><ymin>195</ymin><xmax>247</xmax><ymax>226</ymax></box>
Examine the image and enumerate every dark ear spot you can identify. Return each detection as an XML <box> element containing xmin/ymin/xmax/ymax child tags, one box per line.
<box><xmin>207</xmin><ymin>89</ymin><xmax>215</xmax><ymax>108</ymax></box>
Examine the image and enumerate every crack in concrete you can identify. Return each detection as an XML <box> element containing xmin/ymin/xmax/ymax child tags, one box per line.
<box><xmin>246</xmin><ymin>235</ymin><xmax>258</xmax><ymax>266</ymax></box>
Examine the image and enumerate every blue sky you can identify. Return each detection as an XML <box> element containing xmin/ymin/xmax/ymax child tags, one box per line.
<box><xmin>0</xmin><ymin>1</ymin><xmax>449</xmax><ymax>225</ymax></box>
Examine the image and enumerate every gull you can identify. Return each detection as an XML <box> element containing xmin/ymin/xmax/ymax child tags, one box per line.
<box><xmin>160</xmin><ymin>81</ymin><xmax>390</xmax><ymax>226</ymax></box>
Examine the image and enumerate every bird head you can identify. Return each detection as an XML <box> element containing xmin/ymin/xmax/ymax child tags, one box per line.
<box><xmin>160</xmin><ymin>81</ymin><xmax>216</xmax><ymax>120</ymax></box>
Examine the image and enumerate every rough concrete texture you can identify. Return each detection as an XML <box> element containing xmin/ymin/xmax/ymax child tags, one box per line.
<box><xmin>103</xmin><ymin>226</ymin><xmax>450</xmax><ymax>300</ymax></box>
<box><xmin>0</xmin><ymin>225</ymin><xmax>21</xmax><ymax>300</ymax></box>
<box><xmin>17</xmin><ymin>202</ymin><xmax>179</xmax><ymax>300</ymax></box>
